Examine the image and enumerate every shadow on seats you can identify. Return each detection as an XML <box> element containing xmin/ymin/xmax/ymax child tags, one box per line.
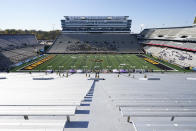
<box><xmin>82</xmin><ymin>99</ymin><xmax>92</xmax><ymax>102</ymax></box>
<box><xmin>80</xmin><ymin>103</ymin><xmax>90</xmax><ymax>106</ymax></box>
<box><xmin>0</xmin><ymin>52</ymin><xmax>13</xmax><ymax>71</ymax></box>
<box><xmin>65</xmin><ymin>121</ymin><xmax>89</xmax><ymax>128</ymax></box>
<box><xmin>75</xmin><ymin>110</ymin><xmax>90</xmax><ymax>114</ymax></box>
<box><xmin>84</xmin><ymin>96</ymin><xmax>93</xmax><ymax>99</ymax></box>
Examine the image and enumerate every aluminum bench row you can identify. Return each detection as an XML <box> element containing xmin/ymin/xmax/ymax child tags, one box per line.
<box><xmin>115</xmin><ymin>102</ymin><xmax>196</xmax><ymax>107</ymax></box>
<box><xmin>0</xmin><ymin>100</ymin><xmax>82</xmax><ymax>106</ymax></box>
<box><xmin>133</xmin><ymin>121</ymin><xmax>196</xmax><ymax>131</ymax></box>
<box><xmin>0</xmin><ymin>120</ymin><xmax>66</xmax><ymax>131</ymax></box>
<box><xmin>0</xmin><ymin>106</ymin><xmax>76</xmax><ymax>116</ymax></box>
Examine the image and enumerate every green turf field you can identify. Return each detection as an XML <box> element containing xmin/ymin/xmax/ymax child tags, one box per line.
<box><xmin>15</xmin><ymin>54</ymin><xmax>172</xmax><ymax>71</ymax></box>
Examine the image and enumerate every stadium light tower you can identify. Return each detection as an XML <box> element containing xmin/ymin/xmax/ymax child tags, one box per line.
<box><xmin>52</xmin><ymin>24</ymin><xmax>55</xmax><ymax>31</ymax></box>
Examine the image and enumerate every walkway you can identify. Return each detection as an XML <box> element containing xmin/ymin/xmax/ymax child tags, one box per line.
<box><xmin>64</xmin><ymin>80</ymin><xmax>133</xmax><ymax>131</ymax></box>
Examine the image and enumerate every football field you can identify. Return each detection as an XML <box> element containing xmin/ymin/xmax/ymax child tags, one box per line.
<box><xmin>16</xmin><ymin>54</ymin><xmax>176</xmax><ymax>71</ymax></box>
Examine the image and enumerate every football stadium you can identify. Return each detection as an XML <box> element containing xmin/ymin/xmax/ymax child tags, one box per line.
<box><xmin>0</xmin><ymin>14</ymin><xmax>196</xmax><ymax>131</ymax></box>
<box><xmin>6</xmin><ymin>16</ymin><xmax>195</xmax><ymax>72</ymax></box>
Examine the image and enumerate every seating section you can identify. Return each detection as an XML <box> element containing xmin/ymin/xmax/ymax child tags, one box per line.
<box><xmin>0</xmin><ymin>34</ymin><xmax>38</xmax><ymax>51</ymax></box>
<box><xmin>48</xmin><ymin>33</ymin><xmax>142</xmax><ymax>53</ymax></box>
<box><xmin>142</xmin><ymin>39</ymin><xmax>196</xmax><ymax>52</ymax></box>
<box><xmin>99</xmin><ymin>74</ymin><xmax>196</xmax><ymax>131</ymax></box>
<box><xmin>144</xmin><ymin>46</ymin><xmax>196</xmax><ymax>67</ymax></box>
<box><xmin>140</xmin><ymin>26</ymin><xmax>196</xmax><ymax>68</ymax></box>
<box><xmin>0</xmin><ymin>73</ymin><xmax>92</xmax><ymax>130</ymax></box>
<box><xmin>141</xmin><ymin>26</ymin><xmax>196</xmax><ymax>41</ymax></box>
<box><xmin>0</xmin><ymin>34</ymin><xmax>43</xmax><ymax>70</ymax></box>
<box><xmin>140</xmin><ymin>26</ymin><xmax>196</xmax><ymax>52</ymax></box>
<box><xmin>0</xmin><ymin>53</ymin><xmax>13</xmax><ymax>71</ymax></box>
<box><xmin>1</xmin><ymin>45</ymin><xmax>43</xmax><ymax>63</ymax></box>
<box><xmin>0</xmin><ymin>45</ymin><xmax>43</xmax><ymax>71</ymax></box>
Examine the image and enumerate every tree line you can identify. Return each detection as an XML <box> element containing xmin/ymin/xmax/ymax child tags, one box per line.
<box><xmin>0</xmin><ymin>29</ymin><xmax>61</xmax><ymax>40</ymax></box>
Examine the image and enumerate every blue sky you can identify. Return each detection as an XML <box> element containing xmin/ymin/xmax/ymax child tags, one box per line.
<box><xmin>0</xmin><ymin>0</ymin><xmax>195</xmax><ymax>32</ymax></box>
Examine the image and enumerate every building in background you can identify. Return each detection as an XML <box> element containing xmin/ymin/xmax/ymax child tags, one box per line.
<box><xmin>61</xmin><ymin>16</ymin><xmax>132</xmax><ymax>32</ymax></box>
<box><xmin>47</xmin><ymin>16</ymin><xmax>141</xmax><ymax>54</ymax></box>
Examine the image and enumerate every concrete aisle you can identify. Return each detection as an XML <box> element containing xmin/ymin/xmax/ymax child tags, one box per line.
<box><xmin>64</xmin><ymin>80</ymin><xmax>133</xmax><ymax>131</ymax></box>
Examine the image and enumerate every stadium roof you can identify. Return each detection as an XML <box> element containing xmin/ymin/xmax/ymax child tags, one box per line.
<box><xmin>64</xmin><ymin>16</ymin><xmax>129</xmax><ymax>20</ymax></box>
<box><xmin>143</xmin><ymin>25</ymin><xmax>195</xmax><ymax>30</ymax></box>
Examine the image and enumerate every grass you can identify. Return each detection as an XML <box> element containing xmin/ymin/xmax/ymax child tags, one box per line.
<box><xmin>12</xmin><ymin>54</ymin><xmax>171</xmax><ymax>71</ymax></box>
<box><xmin>10</xmin><ymin>55</ymin><xmax>47</xmax><ymax>72</ymax></box>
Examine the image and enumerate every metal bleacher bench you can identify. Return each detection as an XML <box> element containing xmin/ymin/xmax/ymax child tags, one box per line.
<box><xmin>0</xmin><ymin>106</ymin><xmax>76</xmax><ymax>122</ymax></box>
<box><xmin>121</xmin><ymin>110</ymin><xmax>196</xmax><ymax>122</ymax></box>
<box><xmin>115</xmin><ymin>101</ymin><xmax>196</xmax><ymax>107</ymax></box>
<box><xmin>0</xmin><ymin>100</ymin><xmax>82</xmax><ymax>106</ymax></box>
<box><xmin>133</xmin><ymin>121</ymin><xmax>196</xmax><ymax>131</ymax></box>
<box><xmin>0</xmin><ymin>120</ymin><xmax>66</xmax><ymax>131</ymax></box>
